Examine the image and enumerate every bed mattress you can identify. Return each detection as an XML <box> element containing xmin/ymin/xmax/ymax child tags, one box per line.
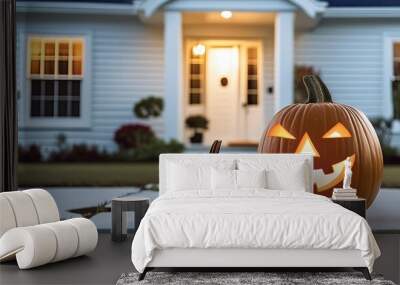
<box><xmin>131</xmin><ymin>190</ymin><xmax>380</xmax><ymax>273</ymax></box>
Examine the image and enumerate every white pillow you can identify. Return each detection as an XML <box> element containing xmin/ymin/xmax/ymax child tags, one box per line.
<box><xmin>167</xmin><ymin>159</ymin><xmax>235</xmax><ymax>192</ymax></box>
<box><xmin>237</xmin><ymin>169</ymin><xmax>267</xmax><ymax>189</ymax></box>
<box><xmin>211</xmin><ymin>169</ymin><xmax>267</xmax><ymax>191</ymax></box>
<box><xmin>265</xmin><ymin>162</ymin><xmax>307</xmax><ymax>191</ymax></box>
<box><xmin>168</xmin><ymin>163</ymin><xmax>210</xmax><ymax>191</ymax></box>
<box><xmin>211</xmin><ymin>168</ymin><xmax>236</xmax><ymax>190</ymax></box>
<box><xmin>237</xmin><ymin>159</ymin><xmax>309</xmax><ymax>192</ymax></box>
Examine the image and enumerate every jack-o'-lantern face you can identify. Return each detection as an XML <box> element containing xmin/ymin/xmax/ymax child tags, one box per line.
<box><xmin>267</xmin><ymin>121</ymin><xmax>355</xmax><ymax>192</ymax></box>
<box><xmin>258</xmin><ymin>75</ymin><xmax>383</xmax><ymax>207</ymax></box>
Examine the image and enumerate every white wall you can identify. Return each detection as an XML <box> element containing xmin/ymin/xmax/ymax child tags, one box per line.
<box><xmin>295</xmin><ymin>18</ymin><xmax>400</xmax><ymax>118</ymax></box>
<box><xmin>17</xmin><ymin>13</ymin><xmax>165</xmax><ymax>152</ymax></box>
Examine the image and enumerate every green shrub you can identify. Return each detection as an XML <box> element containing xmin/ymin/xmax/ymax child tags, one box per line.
<box><xmin>115</xmin><ymin>139</ymin><xmax>184</xmax><ymax>162</ymax></box>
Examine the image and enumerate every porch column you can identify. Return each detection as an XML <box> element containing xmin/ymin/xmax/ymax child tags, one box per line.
<box><xmin>274</xmin><ymin>12</ymin><xmax>295</xmax><ymax>112</ymax></box>
<box><xmin>164</xmin><ymin>11</ymin><xmax>183</xmax><ymax>141</ymax></box>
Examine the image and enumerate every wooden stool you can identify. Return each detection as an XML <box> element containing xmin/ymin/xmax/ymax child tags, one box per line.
<box><xmin>111</xmin><ymin>197</ymin><xmax>149</xmax><ymax>242</ymax></box>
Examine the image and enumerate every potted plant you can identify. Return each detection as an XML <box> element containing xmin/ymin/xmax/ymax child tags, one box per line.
<box><xmin>185</xmin><ymin>115</ymin><xmax>209</xmax><ymax>143</ymax></box>
<box><xmin>133</xmin><ymin>96</ymin><xmax>163</xmax><ymax>119</ymax></box>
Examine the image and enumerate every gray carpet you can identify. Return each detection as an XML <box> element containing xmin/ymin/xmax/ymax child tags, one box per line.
<box><xmin>117</xmin><ymin>272</ymin><xmax>396</xmax><ymax>285</ymax></box>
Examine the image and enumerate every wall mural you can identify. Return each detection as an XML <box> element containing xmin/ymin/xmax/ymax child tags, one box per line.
<box><xmin>258</xmin><ymin>75</ymin><xmax>383</xmax><ymax>207</ymax></box>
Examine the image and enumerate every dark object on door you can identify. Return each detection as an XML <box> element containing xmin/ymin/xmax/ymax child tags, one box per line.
<box><xmin>209</xmin><ymin>140</ymin><xmax>222</xmax><ymax>153</ymax></box>
<box><xmin>220</xmin><ymin>77</ymin><xmax>228</xmax><ymax>87</ymax></box>
<box><xmin>0</xmin><ymin>0</ymin><xmax>17</xmax><ymax>192</ymax></box>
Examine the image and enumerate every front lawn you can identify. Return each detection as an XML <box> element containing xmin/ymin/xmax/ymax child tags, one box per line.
<box><xmin>18</xmin><ymin>163</ymin><xmax>400</xmax><ymax>189</ymax></box>
<box><xmin>18</xmin><ymin>163</ymin><xmax>158</xmax><ymax>187</ymax></box>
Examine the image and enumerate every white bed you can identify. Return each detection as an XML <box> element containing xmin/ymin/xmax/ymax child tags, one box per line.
<box><xmin>131</xmin><ymin>154</ymin><xmax>380</xmax><ymax>280</ymax></box>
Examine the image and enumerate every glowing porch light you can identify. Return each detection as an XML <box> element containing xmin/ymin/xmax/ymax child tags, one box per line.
<box><xmin>192</xmin><ymin>43</ymin><xmax>206</xmax><ymax>56</ymax></box>
<box><xmin>220</xmin><ymin>10</ymin><xmax>232</xmax><ymax>19</ymax></box>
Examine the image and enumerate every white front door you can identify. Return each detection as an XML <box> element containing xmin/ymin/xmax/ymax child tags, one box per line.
<box><xmin>205</xmin><ymin>47</ymin><xmax>240</xmax><ymax>145</ymax></box>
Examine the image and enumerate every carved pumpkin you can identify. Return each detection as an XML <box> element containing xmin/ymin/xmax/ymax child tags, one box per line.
<box><xmin>258</xmin><ymin>75</ymin><xmax>383</xmax><ymax>207</ymax></box>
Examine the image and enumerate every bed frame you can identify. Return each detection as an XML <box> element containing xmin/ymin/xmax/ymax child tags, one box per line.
<box><xmin>140</xmin><ymin>248</ymin><xmax>370</xmax><ymax>280</ymax></box>
<box><xmin>139</xmin><ymin>248</ymin><xmax>371</xmax><ymax>280</ymax></box>
<box><xmin>139</xmin><ymin>154</ymin><xmax>372</xmax><ymax>281</ymax></box>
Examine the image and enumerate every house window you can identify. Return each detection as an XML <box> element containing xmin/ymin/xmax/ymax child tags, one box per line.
<box><xmin>188</xmin><ymin>45</ymin><xmax>205</xmax><ymax>105</ymax></box>
<box><xmin>28</xmin><ymin>37</ymin><xmax>84</xmax><ymax>118</ymax></box>
<box><xmin>393</xmin><ymin>42</ymin><xmax>400</xmax><ymax>119</ymax></box>
<box><xmin>247</xmin><ymin>47</ymin><xmax>258</xmax><ymax>105</ymax></box>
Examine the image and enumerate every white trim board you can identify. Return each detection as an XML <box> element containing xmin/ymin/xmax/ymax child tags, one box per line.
<box><xmin>16</xmin><ymin>1</ymin><xmax>138</xmax><ymax>15</ymax></box>
<box><xmin>324</xmin><ymin>7</ymin><xmax>400</xmax><ymax>18</ymax></box>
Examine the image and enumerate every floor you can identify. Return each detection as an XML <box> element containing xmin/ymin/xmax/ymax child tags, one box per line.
<box><xmin>44</xmin><ymin>187</ymin><xmax>400</xmax><ymax>231</ymax></box>
<box><xmin>1</xmin><ymin>233</ymin><xmax>399</xmax><ymax>285</ymax></box>
<box><xmin>2</xmin><ymin>189</ymin><xmax>399</xmax><ymax>285</ymax></box>
<box><xmin>0</xmin><ymin>233</ymin><xmax>134</xmax><ymax>285</ymax></box>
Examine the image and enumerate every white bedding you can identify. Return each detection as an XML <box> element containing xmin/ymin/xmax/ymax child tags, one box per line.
<box><xmin>131</xmin><ymin>190</ymin><xmax>380</xmax><ymax>273</ymax></box>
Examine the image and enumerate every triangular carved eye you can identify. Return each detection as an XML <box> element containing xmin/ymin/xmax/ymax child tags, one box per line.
<box><xmin>267</xmin><ymin>123</ymin><xmax>296</xmax><ymax>139</ymax></box>
<box><xmin>322</xmin><ymin>123</ymin><xmax>352</xmax><ymax>139</ymax></box>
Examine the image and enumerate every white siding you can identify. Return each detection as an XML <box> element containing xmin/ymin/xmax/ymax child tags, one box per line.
<box><xmin>17</xmin><ymin>13</ymin><xmax>164</xmax><ymax>152</ymax></box>
<box><xmin>18</xmin><ymin>15</ymin><xmax>400</xmax><ymax>150</ymax></box>
<box><xmin>295</xmin><ymin>18</ymin><xmax>400</xmax><ymax>117</ymax></box>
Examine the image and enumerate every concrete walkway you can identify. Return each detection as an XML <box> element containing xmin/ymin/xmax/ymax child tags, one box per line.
<box><xmin>45</xmin><ymin>187</ymin><xmax>400</xmax><ymax>231</ymax></box>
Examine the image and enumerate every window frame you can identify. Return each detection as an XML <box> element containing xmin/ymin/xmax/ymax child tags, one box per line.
<box><xmin>246</xmin><ymin>46</ymin><xmax>260</xmax><ymax>106</ymax></box>
<box><xmin>383</xmin><ymin>34</ymin><xmax>400</xmax><ymax>124</ymax></box>
<box><xmin>21</xmin><ymin>33</ymin><xmax>92</xmax><ymax>129</ymax></box>
<box><xmin>187</xmin><ymin>44</ymin><xmax>206</xmax><ymax>105</ymax></box>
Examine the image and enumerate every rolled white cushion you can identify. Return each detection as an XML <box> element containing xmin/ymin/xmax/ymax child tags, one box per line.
<box><xmin>66</xmin><ymin>218</ymin><xmax>98</xmax><ymax>257</ymax></box>
<box><xmin>0</xmin><ymin>196</ymin><xmax>17</xmax><ymax>237</ymax></box>
<box><xmin>43</xmin><ymin>221</ymin><xmax>79</xmax><ymax>262</ymax></box>
<box><xmin>23</xmin><ymin>189</ymin><xmax>60</xmax><ymax>224</ymax></box>
<box><xmin>0</xmin><ymin>226</ymin><xmax>57</xmax><ymax>269</ymax></box>
<box><xmin>0</xmin><ymin>218</ymin><xmax>98</xmax><ymax>269</ymax></box>
<box><xmin>1</xmin><ymin>191</ymin><xmax>39</xmax><ymax>227</ymax></box>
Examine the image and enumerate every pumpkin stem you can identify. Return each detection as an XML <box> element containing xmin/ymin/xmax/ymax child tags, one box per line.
<box><xmin>302</xmin><ymin>75</ymin><xmax>333</xmax><ymax>103</ymax></box>
<box><xmin>314</xmin><ymin>75</ymin><xmax>333</xmax><ymax>103</ymax></box>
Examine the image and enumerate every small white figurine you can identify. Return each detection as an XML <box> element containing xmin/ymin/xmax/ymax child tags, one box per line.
<box><xmin>343</xmin><ymin>157</ymin><xmax>353</xmax><ymax>189</ymax></box>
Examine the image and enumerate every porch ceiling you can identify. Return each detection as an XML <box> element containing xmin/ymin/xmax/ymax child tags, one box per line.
<box><xmin>182</xmin><ymin>12</ymin><xmax>275</xmax><ymax>25</ymax></box>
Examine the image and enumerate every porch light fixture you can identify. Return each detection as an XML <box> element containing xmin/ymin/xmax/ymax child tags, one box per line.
<box><xmin>220</xmin><ymin>10</ymin><xmax>232</xmax><ymax>19</ymax></box>
<box><xmin>192</xmin><ymin>43</ymin><xmax>206</xmax><ymax>56</ymax></box>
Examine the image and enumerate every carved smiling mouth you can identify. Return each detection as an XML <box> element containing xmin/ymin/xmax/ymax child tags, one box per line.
<box><xmin>313</xmin><ymin>154</ymin><xmax>355</xmax><ymax>192</ymax></box>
